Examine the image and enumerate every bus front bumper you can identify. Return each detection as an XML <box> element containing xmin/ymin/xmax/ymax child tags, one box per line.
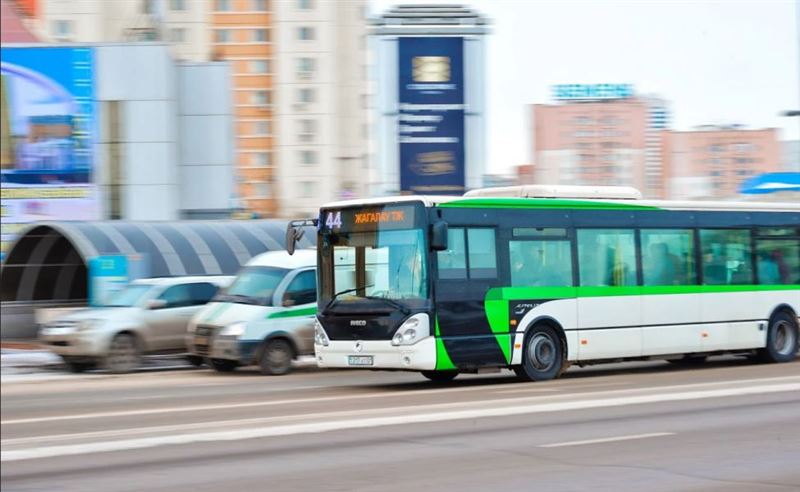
<box><xmin>315</xmin><ymin>337</ymin><xmax>436</xmax><ymax>371</ymax></box>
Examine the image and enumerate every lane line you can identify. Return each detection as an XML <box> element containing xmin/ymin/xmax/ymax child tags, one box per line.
<box><xmin>4</xmin><ymin>374</ymin><xmax>799</xmax><ymax>426</ymax></box>
<box><xmin>2</xmin><ymin>382</ymin><xmax>798</xmax><ymax>462</ymax></box>
<box><xmin>538</xmin><ymin>432</ymin><xmax>675</xmax><ymax>448</ymax></box>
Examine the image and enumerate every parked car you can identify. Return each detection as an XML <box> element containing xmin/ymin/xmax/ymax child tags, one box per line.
<box><xmin>39</xmin><ymin>276</ymin><xmax>233</xmax><ymax>373</ymax></box>
<box><xmin>187</xmin><ymin>249</ymin><xmax>316</xmax><ymax>375</ymax></box>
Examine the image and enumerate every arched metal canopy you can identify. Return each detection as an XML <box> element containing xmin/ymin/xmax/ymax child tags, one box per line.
<box><xmin>0</xmin><ymin>220</ymin><xmax>316</xmax><ymax>302</ymax></box>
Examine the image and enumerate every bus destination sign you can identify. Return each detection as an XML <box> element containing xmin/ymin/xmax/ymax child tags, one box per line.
<box><xmin>321</xmin><ymin>205</ymin><xmax>417</xmax><ymax>232</ymax></box>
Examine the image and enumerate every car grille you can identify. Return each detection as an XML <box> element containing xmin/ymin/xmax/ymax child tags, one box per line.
<box><xmin>193</xmin><ymin>325</ymin><xmax>218</xmax><ymax>356</ymax></box>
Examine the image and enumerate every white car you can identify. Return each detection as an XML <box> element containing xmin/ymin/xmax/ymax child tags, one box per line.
<box><xmin>39</xmin><ymin>276</ymin><xmax>233</xmax><ymax>373</ymax></box>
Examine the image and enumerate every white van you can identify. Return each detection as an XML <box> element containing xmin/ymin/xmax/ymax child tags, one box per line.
<box><xmin>186</xmin><ymin>250</ymin><xmax>317</xmax><ymax>375</ymax></box>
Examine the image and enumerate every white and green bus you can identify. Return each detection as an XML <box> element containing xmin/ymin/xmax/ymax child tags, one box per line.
<box><xmin>288</xmin><ymin>186</ymin><xmax>799</xmax><ymax>382</ymax></box>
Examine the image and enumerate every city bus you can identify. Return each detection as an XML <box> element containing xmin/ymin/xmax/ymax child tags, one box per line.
<box><xmin>287</xmin><ymin>186</ymin><xmax>800</xmax><ymax>382</ymax></box>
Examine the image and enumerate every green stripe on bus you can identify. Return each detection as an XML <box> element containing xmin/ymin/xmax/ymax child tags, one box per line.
<box><xmin>434</xmin><ymin>316</ymin><xmax>456</xmax><ymax>371</ymax></box>
<box><xmin>485</xmin><ymin>284</ymin><xmax>800</xmax><ymax>302</ymax></box>
<box><xmin>267</xmin><ymin>307</ymin><xmax>317</xmax><ymax>319</ymax></box>
<box><xmin>439</xmin><ymin>198</ymin><xmax>660</xmax><ymax>211</ymax></box>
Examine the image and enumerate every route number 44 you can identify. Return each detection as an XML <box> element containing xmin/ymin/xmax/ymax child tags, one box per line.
<box><xmin>325</xmin><ymin>211</ymin><xmax>342</xmax><ymax>229</ymax></box>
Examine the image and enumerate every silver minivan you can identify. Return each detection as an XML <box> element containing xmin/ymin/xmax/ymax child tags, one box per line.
<box><xmin>39</xmin><ymin>276</ymin><xmax>232</xmax><ymax>373</ymax></box>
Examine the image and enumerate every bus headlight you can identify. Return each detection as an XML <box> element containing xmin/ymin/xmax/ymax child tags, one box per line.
<box><xmin>220</xmin><ymin>322</ymin><xmax>246</xmax><ymax>338</ymax></box>
<box><xmin>314</xmin><ymin>319</ymin><xmax>329</xmax><ymax>346</ymax></box>
<box><xmin>391</xmin><ymin>314</ymin><xmax>429</xmax><ymax>346</ymax></box>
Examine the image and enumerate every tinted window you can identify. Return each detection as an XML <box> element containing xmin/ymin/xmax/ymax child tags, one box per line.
<box><xmin>700</xmin><ymin>229</ymin><xmax>753</xmax><ymax>285</ymax></box>
<box><xmin>641</xmin><ymin>229</ymin><xmax>696</xmax><ymax>286</ymax></box>
<box><xmin>509</xmin><ymin>240</ymin><xmax>572</xmax><ymax>287</ymax></box>
<box><xmin>188</xmin><ymin>282</ymin><xmax>220</xmax><ymax>305</ymax></box>
<box><xmin>157</xmin><ymin>284</ymin><xmax>193</xmax><ymax>308</ymax></box>
<box><xmin>578</xmin><ymin>229</ymin><xmax>637</xmax><ymax>286</ymax></box>
<box><xmin>756</xmin><ymin>239</ymin><xmax>800</xmax><ymax>285</ymax></box>
<box><xmin>284</xmin><ymin>270</ymin><xmax>317</xmax><ymax>306</ymax></box>
<box><xmin>437</xmin><ymin>228</ymin><xmax>466</xmax><ymax>279</ymax></box>
<box><xmin>467</xmin><ymin>228</ymin><xmax>497</xmax><ymax>279</ymax></box>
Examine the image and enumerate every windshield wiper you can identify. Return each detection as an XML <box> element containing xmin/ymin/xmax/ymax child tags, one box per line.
<box><xmin>363</xmin><ymin>295</ymin><xmax>410</xmax><ymax>315</ymax></box>
<box><xmin>322</xmin><ymin>284</ymin><xmax>375</xmax><ymax>314</ymax></box>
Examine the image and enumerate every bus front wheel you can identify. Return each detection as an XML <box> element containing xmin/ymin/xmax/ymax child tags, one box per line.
<box><xmin>758</xmin><ymin>312</ymin><xmax>799</xmax><ymax>363</ymax></box>
<box><xmin>517</xmin><ymin>324</ymin><xmax>566</xmax><ymax>381</ymax></box>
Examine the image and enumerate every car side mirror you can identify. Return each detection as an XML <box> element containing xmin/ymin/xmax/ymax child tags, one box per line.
<box><xmin>147</xmin><ymin>299</ymin><xmax>167</xmax><ymax>310</ymax></box>
<box><xmin>430</xmin><ymin>221</ymin><xmax>448</xmax><ymax>251</ymax></box>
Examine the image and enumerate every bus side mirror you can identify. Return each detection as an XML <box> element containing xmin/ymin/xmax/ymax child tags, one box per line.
<box><xmin>430</xmin><ymin>221</ymin><xmax>448</xmax><ymax>251</ymax></box>
<box><xmin>285</xmin><ymin>225</ymin><xmax>303</xmax><ymax>256</ymax></box>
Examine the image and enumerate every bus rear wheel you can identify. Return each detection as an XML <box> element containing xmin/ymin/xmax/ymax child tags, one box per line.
<box><xmin>421</xmin><ymin>370</ymin><xmax>458</xmax><ymax>382</ymax></box>
<box><xmin>758</xmin><ymin>312</ymin><xmax>799</xmax><ymax>363</ymax></box>
<box><xmin>517</xmin><ymin>324</ymin><xmax>566</xmax><ymax>381</ymax></box>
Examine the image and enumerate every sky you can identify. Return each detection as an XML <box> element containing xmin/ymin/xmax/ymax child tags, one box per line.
<box><xmin>369</xmin><ymin>0</ymin><xmax>800</xmax><ymax>174</ymax></box>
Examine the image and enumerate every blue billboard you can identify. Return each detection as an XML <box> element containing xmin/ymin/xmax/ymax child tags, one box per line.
<box><xmin>398</xmin><ymin>37</ymin><xmax>465</xmax><ymax>195</ymax></box>
<box><xmin>0</xmin><ymin>47</ymin><xmax>99</xmax><ymax>256</ymax></box>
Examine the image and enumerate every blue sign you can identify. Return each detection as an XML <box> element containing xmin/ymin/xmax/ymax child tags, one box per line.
<box><xmin>552</xmin><ymin>83</ymin><xmax>634</xmax><ymax>101</ymax></box>
<box><xmin>88</xmin><ymin>254</ymin><xmax>150</xmax><ymax>306</ymax></box>
<box><xmin>398</xmin><ymin>37</ymin><xmax>465</xmax><ymax>195</ymax></box>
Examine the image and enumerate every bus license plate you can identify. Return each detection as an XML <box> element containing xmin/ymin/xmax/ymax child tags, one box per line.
<box><xmin>348</xmin><ymin>355</ymin><xmax>373</xmax><ymax>366</ymax></box>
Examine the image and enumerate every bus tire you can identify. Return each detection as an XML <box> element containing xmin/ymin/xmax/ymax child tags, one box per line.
<box><xmin>259</xmin><ymin>338</ymin><xmax>294</xmax><ymax>376</ymax></box>
<box><xmin>758</xmin><ymin>311</ymin><xmax>799</xmax><ymax>363</ymax></box>
<box><xmin>421</xmin><ymin>370</ymin><xmax>458</xmax><ymax>382</ymax></box>
<box><xmin>518</xmin><ymin>324</ymin><xmax>566</xmax><ymax>381</ymax></box>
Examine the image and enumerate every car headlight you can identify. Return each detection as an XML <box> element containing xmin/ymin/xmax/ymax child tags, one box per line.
<box><xmin>391</xmin><ymin>314</ymin><xmax>429</xmax><ymax>346</ymax></box>
<box><xmin>314</xmin><ymin>319</ymin><xmax>329</xmax><ymax>346</ymax></box>
<box><xmin>220</xmin><ymin>321</ymin><xmax>246</xmax><ymax>337</ymax></box>
<box><xmin>77</xmin><ymin>319</ymin><xmax>102</xmax><ymax>332</ymax></box>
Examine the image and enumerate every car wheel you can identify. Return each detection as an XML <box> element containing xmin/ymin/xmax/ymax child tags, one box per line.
<box><xmin>420</xmin><ymin>370</ymin><xmax>458</xmax><ymax>382</ymax></box>
<box><xmin>758</xmin><ymin>312</ymin><xmax>799</xmax><ymax>363</ymax></box>
<box><xmin>185</xmin><ymin>354</ymin><xmax>205</xmax><ymax>367</ymax></box>
<box><xmin>104</xmin><ymin>333</ymin><xmax>140</xmax><ymax>374</ymax></box>
<box><xmin>517</xmin><ymin>323</ymin><xmax>567</xmax><ymax>381</ymax></box>
<box><xmin>259</xmin><ymin>339</ymin><xmax>294</xmax><ymax>376</ymax></box>
<box><xmin>209</xmin><ymin>358</ymin><xmax>239</xmax><ymax>373</ymax></box>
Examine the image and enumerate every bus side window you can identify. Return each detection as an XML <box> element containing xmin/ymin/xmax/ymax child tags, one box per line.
<box><xmin>755</xmin><ymin>238</ymin><xmax>800</xmax><ymax>285</ymax></box>
<box><xmin>509</xmin><ymin>240</ymin><xmax>572</xmax><ymax>287</ymax></box>
<box><xmin>700</xmin><ymin>229</ymin><xmax>753</xmax><ymax>285</ymax></box>
<box><xmin>437</xmin><ymin>228</ymin><xmax>467</xmax><ymax>279</ymax></box>
<box><xmin>467</xmin><ymin>228</ymin><xmax>497</xmax><ymax>279</ymax></box>
<box><xmin>641</xmin><ymin>229</ymin><xmax>696</xmax><ymax>286</ymax></box>
<box><xmin>577</xmin><ymin>229</ymin><xmax>638</xmax><ymax>287</ymax></box>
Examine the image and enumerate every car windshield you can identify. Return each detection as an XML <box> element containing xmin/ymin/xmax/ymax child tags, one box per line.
<box><xmin>102</xmin><ymin>284</ymin><xmax>154</xmax><ymax>307</ymax></box>
<box><xmin>320</xmin><ymin>228</ymin><xmax>428</xmax><ymax>308</ymax></box>
<box><xmin>215</xmin><ymin>266</ymin><xmax>289</xmax><ymax>306</ymax></box>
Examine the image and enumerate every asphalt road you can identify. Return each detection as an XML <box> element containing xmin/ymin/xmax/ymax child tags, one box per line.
<box><xmin>2</xmin><ymin>357</ymin><xmax>799</xmax><ymax>492</ymax></box>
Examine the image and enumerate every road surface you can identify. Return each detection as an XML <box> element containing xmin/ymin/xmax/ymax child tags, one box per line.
<box><xmin>2</xmin><ymin>357</ymin><xmax>799</xmax><ymax>491</ymax></box>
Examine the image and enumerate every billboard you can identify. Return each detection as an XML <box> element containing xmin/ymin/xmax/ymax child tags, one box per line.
<box><xmin>0</xmin><ymin>47</ymin><xmax>99</xmax><ymax>257</ymax></box>
<box><xmin>398</xmin><ymin>37</ymin><xmax>465</xmax><ymax>195</ymax></box>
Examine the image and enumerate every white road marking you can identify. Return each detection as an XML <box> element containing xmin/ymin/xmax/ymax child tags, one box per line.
<box><xmin>2</xmin><ymin>381</ymin><xmax>798</xmax><ymax>462</ymax></box>
<box><xmin>4</xmin><ymin>374</ymin><xmax>799</xmax><ymax>426</ymax></box>
<box><xmin>538</xmin><ymin>432</ymin><xmax>675</xmax><ymax>448</ymax></box>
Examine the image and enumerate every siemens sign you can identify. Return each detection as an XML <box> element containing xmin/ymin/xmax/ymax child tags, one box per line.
<box><xmin>398</xmin><ymin>37</ymin><xmax>465</xmax><ymax>195</ymax></box>
<box><xmin>552</xmin><ymin>84</ymin><xmax>634</xmax><ymax>101</ymax></box>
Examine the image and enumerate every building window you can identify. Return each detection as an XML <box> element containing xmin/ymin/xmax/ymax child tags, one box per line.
<box><xmin>300</xmin><ymin>181</ymin><xmax>316</xmax><ymax>198</ymax></box>
<box><xmin>298</xmin><ymin>0</ymin><xmax>314</xmax><ymax>9</ymax></box>
<box><xmin>214</xmin><ymin>29</ymin><xmax>231</xmax><ymax>43</ymax></box>
<box><xmin>254</xmin><ymin>120</ymin><xmax>270</xmax><ymax>135</ymax></box>
<box><xmin>298</xmin><ymin>119</ymin><xmax>316</xmax><ymax>141</ymax></box>
<box><xmin>296</xmin><ymin>57</ymin><xmax>315</xmax><ymax>78</ymax></box>
<box><xmin>298</xmin><ymin>88</ymin><xmax>315</xmax><ymax>104</ymax></box>
<box><xmin>170</xmin><ymin>28</ymin><xmax>186</xmax><ymax>43</ymax></box>
<box><xmin>253</xmin><ymin>28</ymin><xmax>269</xmax><ymax>42</ymax></box>
<box><xmin>215</xmin><ymin>0</ymin><xmax>232</xmax><ymax>11</ymax></box>
<box><xmin>252</xmin><ymin>90</ymin><xmax>271</xmax><ymax>105</ymax></box>
<box><xmin>170</xmin><ymin>0</ymin><xmax>186</xmax><ymax>10</ymax></box>
<box><xmin>53</xmin><ymin>20</ymin><xmax>73</xmax><ymax>38</ymax></box>
<box><xmin>300</xmin><ymin>150</ymin><xmax>317</xmax><ymax>165</ymax></box>
<box><xmin>249</xmin><ymin>59</ymin><xmax>270</xmax><ymax>73</ymax></box>
<box><xmin>253</xmin><ymin>182</ymin><xmax>271</xmax><ymax>198</ymax></box>
<box><xmin>252</xmin><ymin>0</ymin><xmax>269</xmax><ymax>11</ymax></box>
<box><xmin>251</xmin><ymin>152</ymin><xmax>271</xmax><ymax>167</ymax></box>
<box><xmin>143</xmin><ymin>0</ymin><xmax>156</xmax><ymax>14</ymax></box>
<box><xmin>298</xmin><ymin>26</ymin><xmax>315</xmax><ymax>40</ymax></box>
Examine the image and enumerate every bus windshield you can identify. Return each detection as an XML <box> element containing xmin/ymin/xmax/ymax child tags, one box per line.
<box><xmin>320</xmin><ymin>228</ymin><xmax>428</xmax><ymax>309</ymax></box>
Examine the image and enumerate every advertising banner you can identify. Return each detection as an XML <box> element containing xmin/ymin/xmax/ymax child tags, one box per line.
<box><xmin>0</xmin><ymin>46</ymin><xmax>99</xmax><ymax>258</ymax></box>
<box><xmin>398</xmin><ymin>37</ymin><xmax>465</xmax><ymax>195</ymax></box>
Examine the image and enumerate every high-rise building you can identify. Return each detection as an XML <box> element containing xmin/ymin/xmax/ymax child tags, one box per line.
<box><xmin>663</xmin><ymin>126</ymin><xmax>782</xmax><ymax>200</ymax></box>
<box><xmin>22</xmin><ymin>0</ymin><xmax>369</xmax><ymax>217</ymax></box>
<box><xmin>530</xmin><ymin>84</ymin><xmax>670</xmax><ymax>198</ymax></box>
